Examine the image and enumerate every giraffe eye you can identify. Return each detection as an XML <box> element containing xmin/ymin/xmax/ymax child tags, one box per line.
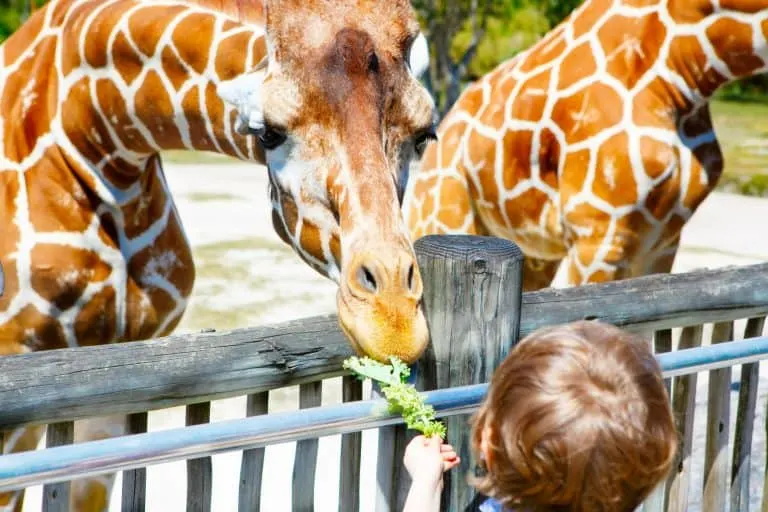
<box><xmin>413</xmin><ymin>126</ymin><xmax>437</xmax><ymax>158</ymax></box>
<box><xmin>256</xmin><ymin>126</ymin><xmax>287</xmax><ymax>150</ymax></box>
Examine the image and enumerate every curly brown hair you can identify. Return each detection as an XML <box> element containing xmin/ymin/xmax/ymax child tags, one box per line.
<box><xmin>470</xmin><ymin>321</ymin><xmax>678</xmax><ymax>512</ymax></box>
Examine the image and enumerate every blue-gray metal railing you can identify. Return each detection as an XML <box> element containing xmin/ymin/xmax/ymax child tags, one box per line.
<box><xmin>2</xmin><ymin>335</ymin><xmax>768</xmax><ymax>492</ymax></box>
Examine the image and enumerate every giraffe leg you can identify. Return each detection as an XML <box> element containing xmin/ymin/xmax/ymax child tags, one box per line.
<box><xmin>522</xmin><ymin>257</ymin><xmax>562</xmax><ymax>291</ymax></box>
<box><xmin>0</xmin><ymin>426</ymin><xmax>45</xmax><ymax>512</ymax></box>
<box><xmin>69</xmin><ymin>415</ymin><xmax>128</xmax><ymax>512</ymax></box>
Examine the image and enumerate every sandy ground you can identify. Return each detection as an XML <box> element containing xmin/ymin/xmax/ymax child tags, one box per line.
<box><xmin>19</xmin><ymin>162</ymin><xmax>768</xmax><ymax>511</ymax></box>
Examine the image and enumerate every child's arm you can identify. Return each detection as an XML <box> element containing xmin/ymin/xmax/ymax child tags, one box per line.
<box><xmin>402</xmin><ymin>435</ymin><xmax>460</xmax><ymax>512</ymax></box>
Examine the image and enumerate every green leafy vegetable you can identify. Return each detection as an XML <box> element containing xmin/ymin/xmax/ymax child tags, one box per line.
<box><xmin>343</xmin><ymin>356</ymin><xmax>446</xmax><ymax>439</ymax></box>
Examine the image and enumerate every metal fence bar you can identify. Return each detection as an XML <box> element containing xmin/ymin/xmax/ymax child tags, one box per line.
<box><xmin>3</xmin><ymin>335</ymin><xmax>768</xmax><ymax>493</ymax></box>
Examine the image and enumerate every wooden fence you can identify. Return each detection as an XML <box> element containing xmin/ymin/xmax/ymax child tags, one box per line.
<box><xmin>1</xmin><ymin>234</ymin><xmax>768</xmax><ymax>511</ymax></box>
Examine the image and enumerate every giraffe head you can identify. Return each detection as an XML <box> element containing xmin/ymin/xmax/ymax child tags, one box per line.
<box><xmin>217</xmin><ymin>0</ymin><xmax>435</xmax><ymax>363</ymax></box>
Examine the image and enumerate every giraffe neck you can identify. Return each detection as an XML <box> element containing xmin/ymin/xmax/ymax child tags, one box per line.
<box><xmin>56</xmin><ymin>0</ymin><xmax>267</xmax><ymax>182</ymax></box>
<box><xmin>661</xmin><ymin>0</ymin><xmax>768</xmax><ymax>108</ymax></box>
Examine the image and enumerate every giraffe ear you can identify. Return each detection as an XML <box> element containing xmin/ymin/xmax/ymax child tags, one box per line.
<box><xmin>407</xmin><ymin>32</ymin><xmax>429</xmax><ymax>79</ymax></box>
<box><xmin>217</xmin><ymin>63</ymin><xmax>268</xmax><ymax>136</ymax></box>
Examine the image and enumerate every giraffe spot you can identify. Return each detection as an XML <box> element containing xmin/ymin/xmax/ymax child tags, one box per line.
<box><xmin>112</xmin><ymin>32</ymin><xmax>143</xmax><ymax>87</ymax></box>
<box><xmin>50</xmin><ymin>0</ymin><xmax>79</xmax><ymax>28</ymax></box>
<box><xmin>681</xmin><ymin>104</ymin><xmax>714</xmax><ymax>139</ymax></box>
<box><xmin>503</xmin><ymin>187</ymin><xmax>550</xmax><ymax>229</ymax></box>
<box><xmin>558</xmin><ymin>42</ymin><xmax>597</xmax><ymax>91</ymax></box>
<box><xmin>162</xmin><ymin>46</ymin><xmax>191</xmax><ymax>91</ymax></box>
<box><xmin>172</xmin><ymin>13</ymin><xmax>215</xmax><ymax>75</ymax></box>
<box><xmin>26</xmin><ymin>149</ymin><xmax>95</xmax><ymax>233</ymax></box>
<box><xmin>560</xmin><ymin>149</ymin><xmax>591</xmax><ymax>197</ymax></box>
<box><xmin>30</xmin><ymin>244</ymin><xmax>112</xmax><ymax>311</ymax></box>
<box><xmin>205</xmin><ymin>82</ymin><xmax>237</xmax><ymax>156</ymax></box>
<box><xmin>479</xmin><ymin>93</ymin><xmax>506</xmax><ymax>131</ymax></box>
<box><xmin>495</xmin><ymin>74</ymin><xmax>517</xmax><ymax>102</ymax></box>
<box><xmin>62</xmin><ymin>77</ymin><xmax>120</xmax><ymax>166</ymax></box>
<box><xmin>552</xmin><ymin>83</ymin><xmax>623</xmax><ymax>144</ymax></box>
<box><xmin>3</xmin><ymin>7</ymin><xmax>45</xmax><ymax>64</ymax></box>
<box><xmin>0</xmin><ymin>305</ymin><xmax>68</xmax><ymax>353</ymax></box>
<box><xmin>572</xmin><ymin>0</ymin><xmax>614</xmax><ymax>39</ymax></box>
<box><xmin>96</xmin><ymin>78</ymin><xmax>153</xmax><ymax>154</ymax></box>
<box><xmin>279</xmin><ymin>195</ymin><xmax>301</xmax><ymax>240</ymax></box>
<box><xmin>435</xmin><ymin>175</ymin><xmax>475</xmax><ymax>231</ymax></box>
<box><xmin>251</xmin><ymin>37</ymin><xmax>267</xmax><ymax>69</ymax></box>
<box><xmin>620</xmin><ymin>0</ymin><xmax>660</xmax><ymax>6</ymax></box>
<box><xmin>511</xmin><ymin>69</ymin><xmax>551</xmax><ymax>122</ymax></box>
<box><xmin>83</xmin><ymin>0</ymin><xmax>136</xmax><ymax>69</ymax></box>
<box><xmin>436</xmin><ymin>120</ymin><xmax>468</xmax><ymax>169</ymax></box>
<box><xmin>667</xmin><ymin>0</ymin><xmax>715</xmax><ymax>23</ymax></box>
<box><xmin>599</xmin><ymin>13</ymin><xmax>666</xmax><ymax>90</ymax></box>
<box><xmin>127</xmin><ymin>212</ymin><xmax>194</xmax><ymax>326</ymax></box>
<box><xmin>632</xmin><ymin>77</ymin><xmax>687</xmax><ymax>128</ymax></box>
<box><xmin>181</xmin><ymin>87</ymin><xmax>216</xmax><ymax>152</ymax></box>
<box><xmin>520</xmin><ymin>30</ymin><xmax>566</xmax><ymax>74</ymax></box>
<box><xmin>593</xmin><ymin>132</ymin><xmax>639</xmax><ymax>207</ymax></box>
<box><xmin>98</xmin><ymin>210</ymin><xmax>120</xmax><ymax>248</ymax></box>
<box><xmin>666</xmin><ymin>35</ymin><xmax>728</xmax><ymax>98</ymax></box>
<box><xmin>563</xmin><ymin>202</ymin><xmax>613</xmax><ymax>265</ymax></box>
<box><xmin>121</xmin><ymin>168</ymin><xmax>170</xmax><ymax>240</ymax></box>
<box><xmin>539</xmin><ymin>128</ymin><xmax>561</xmax><ymax>189</ymax></box>
<box><xmin>466</xmin><ymin>127</ymin><xmax>498</xmax><ymax>198</ymax></box>
<box><xmin>129</xmin><ymin>5</ymin><xmax>188</xmax><ymax>57</ymax></box>
<box><xmin>455</xmin><ymin>84</ymin><xmax>486</xmax><ymax>116</ymax></box>
<box><xmin>644</xmin><ymin>160</ymin><xmax>681</xmax><ymax>220</ymax></box>
<box><xmin>719</xmin><ymin>0</ymin><xmax>767</xmax><ymax>12</ymax></box>
<box><xmin>101</xmin><ymin>156</ymin><xmax>146</xmax><ymax>191</ymax></box>
<box><xmin>297</xmin><ymin>220</ymin><xmax>326</xmax><ymax>266</ymax></box>
<box><xmin>1</xmin><ymin>37</ymin><xmax>57</xmax><ymax>163</ymax></box>
<box><xmin>640</xmin><ymin>136</ymin><xmax>681</xmax><ymax>181</ymax></box>
<box><xmin>706</xmin><ymin>18</ymin><xmax>765</xmax><ymax>78</ymax></box>
<box><xmin>665</xmin><ymin>213</ymin><xmax>687</xmax><ymax>241</ymax></box>
<box><xmin>74</xmin><ymin>286</ymin><xmax>117</xmax><ymax>346</ymax></box>
<box><xmin>501</xmin><ymin>130</ymin><xmax>533</xmax><ymax>190</ymax></box>
<box><xmin>135</xmin><ymin>70</ymin><xmax>185</xmax><ymax>149</ymax></box>
<box><xmin>685</xmin><ymin>142</ymin><xmax>722</xmax><ymax>209</ymax></box>
<box><xmin>0</xmin><ymin>171</ymin><xmax>20</xmax><ymax>257</ymax></box>
<box><xmin>215</xmin><ymin>32</ymin><xmax>255</xmax><ymax>81</ymax></box>
<box><xmin>330</xmin><ymin>234</ymin><xmax>342</xmax><ymax>264</ymax></box>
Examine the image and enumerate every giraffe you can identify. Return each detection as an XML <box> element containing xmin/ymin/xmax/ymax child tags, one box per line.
<box><xmin>0</xmin><ymin>0</ymin><xmax>436</xmax><ymax>509</ymax></box>
<box><xmin>404</xmin><ymin>0</ymin><xmax>768</xmax><ymax>291</ymax></box>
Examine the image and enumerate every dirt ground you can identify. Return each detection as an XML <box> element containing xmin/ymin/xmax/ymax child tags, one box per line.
<box><xmin>20</xmin><ymin>162</ymin><xmax>768</xmax><ymax>511</ymax></box>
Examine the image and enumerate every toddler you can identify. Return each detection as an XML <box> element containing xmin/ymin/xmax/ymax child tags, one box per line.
<box><xmin>403</xmin><ymin>320</ymin><xmax>678</xmax><ymax>512</ymax></box>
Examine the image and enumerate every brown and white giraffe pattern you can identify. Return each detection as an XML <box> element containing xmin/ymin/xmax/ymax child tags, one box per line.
<box><xmin>0</xmin><ymin>1</ymin><xmax>266</xmax><ymax>509</ymax></box>
<box><xmin>405</xmin><ymin>0</ymin><xmax>768</xmax><ymax>289</ymax></box>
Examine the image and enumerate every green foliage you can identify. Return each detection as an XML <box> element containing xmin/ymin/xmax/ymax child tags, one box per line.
<box><xmin>452</xmin><ymin>5</ymin><xmax>549</xmax><ymax>79</ymax></box>
<box><xmin>343</xmin><ymin>356</ymin><xmax>447</xmax><ymax>439</ymax></box>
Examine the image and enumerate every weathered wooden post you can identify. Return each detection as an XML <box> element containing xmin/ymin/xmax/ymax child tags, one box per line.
<box><xmin>375</xmin><ymin>234</ymin><xmax>524</xmax><ymax>511</ymax></box>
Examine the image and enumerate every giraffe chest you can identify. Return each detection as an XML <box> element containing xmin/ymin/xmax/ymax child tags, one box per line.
<box><xmin>0</xmin><ymin>160</ymin><xmax>194</xmax><ymax>352</ymax></box>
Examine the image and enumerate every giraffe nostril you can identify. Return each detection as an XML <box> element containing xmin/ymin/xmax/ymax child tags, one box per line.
<box><xmin>357</xmin><ymin>265</ymin><xmax>378</xmax><ymax>293</ymax></box>
<box><xmin>407</xmin><ymin>263</ymin><xmax>415</xmax><ymax>292</ymax></box>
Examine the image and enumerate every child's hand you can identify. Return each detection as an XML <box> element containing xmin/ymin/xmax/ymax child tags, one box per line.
<box><xmin>403</xmin><ymin>435</ymin><xmax>460</xmax><ymax>490</ymax></box>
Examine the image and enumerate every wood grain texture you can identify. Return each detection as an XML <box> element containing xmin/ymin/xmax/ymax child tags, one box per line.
<box><xmin>122</xmin><ymin>412</ymin><xmax>148</xmax><ymax>512</ymax></box>
<box><xmin>730</xmin><ymin>317</ymin><xmax>766</xmax><ymax>512</ymax></box>
<box><xmin>412</xmin><ymin>235</ymin><xmax>524</xmax><ymax>511</ymax></box>
<box><xmin>665</xmin><ymin>325</ymin><xmax>704</xmax><ymax>512</ymax></box>
<box><xmin>292</xmin><ymin>381</ymin><xmax>322</xmax><ymax>512</ymax></box>
<box><xmin>239</xmin><ymin>392</ymin><xmax>269</xmax><ymax>512</ymax></box>
<box><xmin>339</xmin><ymin>376</ymin><xmax>362</xmax><ymax>512</ymax></box>
<box><xmin>186</xmin><ymin>402</ymin><xmax>212</xmax><ymax>512</ymax></box>
<box><xmin>703</xmin><ymin>322</ymin><xmax>735</xmax><ymax>512</ymax></box>
<box><xmin>2</xmin><ymin>265</ymin><xmax>768</xmax><ymax>431</ymax></box>
<box><xmin>42</xmin><ymin>421</ymin><xmax>74</xmax><ymax>512</ymax></box>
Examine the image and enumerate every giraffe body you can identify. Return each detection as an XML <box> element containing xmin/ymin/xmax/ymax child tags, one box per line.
<box><xmin>1</xmin><ymin>0</ymin><xmax>436</xmax><ymax>509</ymax></box>
<box><xmin>405</xmin><ymin>0</ymin><xmax>767</xmax><ymax>290</ymax></box>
